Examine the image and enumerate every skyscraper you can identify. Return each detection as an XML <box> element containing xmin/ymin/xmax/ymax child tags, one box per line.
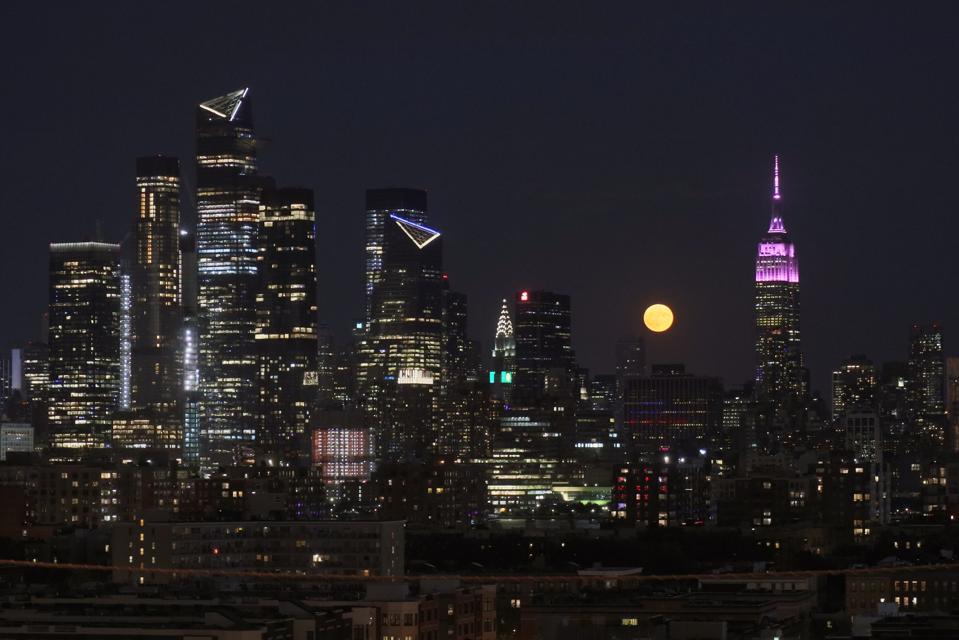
<box><xmin>364</xmin><ymin>188</ymin><xmax>428</xmax><ymax>317</ymax></box>
<box><xmin>47</xmin><ymin>242</ymin><xmax>121</xmax><ymax>448</ymax></box>
<box><xmin>442</xmin><ymin>286</ymin><xmax>470</xmax><ymax>388</ymax></box>
<box><xmin>363</xmin><ymin>213</ymin><xmax>444</xmax><ymax>461</ymax></box>
<box><xmin>754</xmin><ymin>156</ymin><xmax>805</xmax><ymax>413</ymax></box>
<box><xmin>945</xmin><ymin>357</ymin><xmax>959</xmax><ymax>453</ymax></box>
<box><xmin>367</xmin><ymin>214</ymin><xmax>444</xmax><ymax>384</ymax></box>
<box><xmin>615</xmin><ymin>337</ymin><xmax>645</xmax><ymax>377</ymax></box>
<box><xmin>908</xmin><ymin>323</ymin><xmax>945</xmax><ymax>445</ymax></box>
<box><xmin>614</xmin><ymin>336</ymin><xmax>645</xmax><ymax>405</ymax></box>
<box><xmin>831</xmin><ymin>355</ymin><xmax>878</xmax><ymax>421</ymax></box>
<box><xmin>195</xmin><ymin>88</ymin><xmax>261</xmax><ymax>465</ymax></box>
<box><xmin>179</xmin><ymin>229</ymin><xmax>201</xmax><ymax>463</ymax></box>
<box><xmin>19</xmin><ymin>341</ymin><xmax>48</xmax><ymax>404</ymax></box>
<box><xmin>131</xmin><ymin>155</ymin><xmax>182</xmax><ymax>435</ymax></box>
<box><xmin>119</xmin><ymin>272</ymin><xmax>132</xmax><ymax>410</ymax></box>
<box><xmin>439</xmin><ymin>286</ymin><xmax>491</xmax><ymax>460</ymax></box>
<box><xmin>490</xmin><ymin>299</ymin><xmax>516</xmax><ymax>403</ymax></box>
<box><xmin>623</xmin><ymin>364</ymin><xmax>723</xmax><ymax>455</ymax></box>
<box><xmin>255</xmin><ymin>187</ymin><xmax>319</xmax><ymax>463</ymax></box>
<box><xmin>0</xmin><ymin>354</ymin><xmax>11</xmax><ymax>411</ymax></box>
<box><xmin>513</xmin><ymin>290</ymin><xmax>575</xmax><ymax>403</ymax></box>
<box><xmin>315</xmin><ymin>324</ymin><xmax>337</xmax><ymax>407</ymax></box>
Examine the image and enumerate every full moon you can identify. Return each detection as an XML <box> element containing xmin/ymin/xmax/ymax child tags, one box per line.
<box><xmin>643</xmin><ymin>303</ymin><xmax>674</xmax><ymax>333</ymax></box>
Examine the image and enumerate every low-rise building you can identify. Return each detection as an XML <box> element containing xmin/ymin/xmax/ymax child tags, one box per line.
<box><xmin>111</xmin><ymin>519</ymin><xmax>405</xmax><ymax>584</ymax></box>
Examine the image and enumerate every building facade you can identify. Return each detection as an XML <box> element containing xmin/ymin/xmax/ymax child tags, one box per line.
<box><xmin>623</xmin><ymin>364</ymin><xmax>723</xmax><ymax>455</ymax></box>
<box><xmin>131</xmin><ymin>155</ymin><xmax>182</xmax><ymax>437</ymax></box>
<box><xmin>364</xmin><ymin>188</ymin><xmax>429</xmax><ymax>316</ymax></box>
<box><xmin>112</xmin><ymin>519</ymin><xmax>405</xmax><ymax>584</ymax></box>
<box><xmin>513</xmin><ymin>290</ymin><xmax>575</xmax><ymax>404</ymax></box>
<box><xmin>490</xmin><ymin>298</ymin><xmax>516</xmax><ymax>404</ymax></box>
<box><xmin>754</xmin><ymin>156</ymin><xmax>805</xmax><ymax>414</ymax></box>
<box><xmin>831</xmin><ymin>354</ymin><xmax>878</xmax><ymax>422</ymax></box>
<box><xmin>48</xmin><ymin>242</ymin><xmax>121</xmax><ymax>449</ymax></box>
<box><xmin>255</xmin><ymin>187</ymin><xmax>319</xmax><ymax>464</ymax></box>
<box><xmin>195</xmin><ymin>88</ymin><xmax>262</xmax><ymax>465</ymax></box>
<box><xmin>363</xmin><ymin>213</ymin><xmax>444</xmax><ymax>462</ymax></box>
<box><xmin>908</xmin><ymin>322</ymin><xmax>945</xmax><ymax>447</ymax></box>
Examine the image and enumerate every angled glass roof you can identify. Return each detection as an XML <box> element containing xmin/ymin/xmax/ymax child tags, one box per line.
<box><xmin>199</xmin><ymin>88</ymin><xmax>249</xmax><ymax>121</ymax></box>
<box><xmin>390</xmin><ymin>214</ymin><xmax>441</xmax><ymax>249</ymax></box>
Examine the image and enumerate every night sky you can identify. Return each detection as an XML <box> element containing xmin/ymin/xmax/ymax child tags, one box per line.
<box><xmin>3</xmin><ymin>3</ymin><xmax>959</xmax><ymax>393</ymax></box>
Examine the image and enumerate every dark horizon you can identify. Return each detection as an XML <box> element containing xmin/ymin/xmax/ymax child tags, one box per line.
<box><xmin>4</xmin><ymin>3</ymin><xmax>959</xmax><ymax>394</ymax></box>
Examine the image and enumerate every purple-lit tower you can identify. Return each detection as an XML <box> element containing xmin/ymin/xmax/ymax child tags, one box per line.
<box><xmin>755</xmin><ymin>156</ymin><xmax>806</xmax><ymax>410</ymax></box>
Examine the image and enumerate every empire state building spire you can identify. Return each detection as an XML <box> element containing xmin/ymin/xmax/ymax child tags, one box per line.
<box><xmin>755</xmin><ymin>155</ymin><xmax>806</xmax><ymax>413</ymax></box>
<box><xmin>768</xmin><ymin>154</ymin><xmax>786</xmax><ymax>234</ymax></box>
<box><xmin>773</xmin><ymin>154</ymin><xmax>781</xmax><ymax>201</ymax></box>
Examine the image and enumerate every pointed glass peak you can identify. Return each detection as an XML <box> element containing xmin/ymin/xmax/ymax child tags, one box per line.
<box><xmin>199</xmin><ymin>88</ymin><xmax>249</xmax><ymax>121</ymax></box>
<box><xmin>390</xmin><ymin>214</ymin><xmax>441</xmax><ymax>249</ymax></box>
<box><xmin>496</xmin><ymin>298</ymin><xmax>513</xmax><ymax>339</ymax></box>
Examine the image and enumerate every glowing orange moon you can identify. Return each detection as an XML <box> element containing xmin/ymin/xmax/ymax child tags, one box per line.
<box><xmin>643</xmin><ymin>304</ymin><xmax>674</xmax><ymax>332</ymax></box>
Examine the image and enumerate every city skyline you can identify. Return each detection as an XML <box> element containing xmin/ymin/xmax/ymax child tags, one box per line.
<box><xmin>4</xmin><ymin>4</ymin><xmax>959</xmax><ymax>396</ymax></box>
<box><xmin>5</xmin><ymin>7</ymin><xmax>959</xmax><ymax>636</ymax></box>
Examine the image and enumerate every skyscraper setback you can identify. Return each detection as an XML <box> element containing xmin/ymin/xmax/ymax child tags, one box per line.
<box><xmin>195</xmin><ymin>88</ymin><xmax>261</xmax><ymax>464</ymax></box>
<box><xmin>131</xmin><ymin>156</ymin><xmax>182</xmax><ymax>434</ymax></box>
<box><xmin>255</xmin><ymin>187</ymin><xmax>319</xmax><ymax>463</ymax></box>
<box><xmin>47</xmin><ymin>242</ymin><xmax>121</xmax><ymax>449</ymax></box>
<box><xmin>754</xmin><ymin>156</ymin><xmax>805</xmax><ymax>415</ymax></box>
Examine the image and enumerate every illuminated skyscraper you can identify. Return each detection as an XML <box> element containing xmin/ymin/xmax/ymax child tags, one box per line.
<box><xmin>179</xmin><ymin>229</ymin><xmax>201</xmax><ymax>463</ymax></box>
<box><xmin>908</xmin><ymin>323</ymin><xmax>945</xmax><ymax>444</ymax></box>
<box><xmin>831</xmin><ymin>354</ymin><xmax>878</xmax><ymax>421</ymax></box>
<box><xmin>513</xmin><ymin>290</ymin><xmax>575</xmax><ymax>403</ymax></box>
<box><xmin>367</xmin><ymin>214</ymin><xmax>444</xmax><ymax>383</ymax></box>
<box><xmin>0</xmin><ymin>356</ymin><xmax>11</xmax><ymax>410</ymax></box>
<box><xmin>255</xmin><ymin>187</ymin><xmax>319</xmax><ymax>463</ymax></box>
<box><xmin>363</xmin><ymin>213</ymin><xmax>444</xmax><ymax>461</ymax></box>
<box><xmin>195</xmin><ymin>88</ymin><xmax>261</xmax><ymax>465</ymax></box>
<box><xmin>131</xmin><ymin>156</ymin><xmax>182</xmax><ymax>436</ymax></box>
<box><xmin>439</xmin><ymin>286</ymin><xmax>491</xmax><ymax>459</ymax></box>
<box><xmin>19</xmin><ymin>341</ymin><xmax>48</xmax><ymax>404</ymax></box>
<box><xmin>47</xmin><ymin>242</ymin><xmax>121</xmax><ymax>448</ymax></box>
<box><xmin>754</xmin><ymin>156</ymin><xmax>805</xmax><ymax>412</ymax></box>
<box><xmin>364</xmin><ymin>188</ymin><xmax>428</xmax><ymax>317</ymax></box>
<box><xmin>490</xmin><ymin>298</ymin><xmax>516</xmax><ymax>403</ymax></box>
<box><xmin>316</xmin><ymin>324</ymin><xmax>336</xmax><ymax>406</ymax></box>
<box><xmin>119</xmin><ymin>272</ymin><xmax>132</xmax><ymax>410</ymax></box>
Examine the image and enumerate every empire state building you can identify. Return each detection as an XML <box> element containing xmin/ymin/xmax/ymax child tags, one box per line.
<box><xmin>755</xmin><ymin>156</ymin><xmax>806</xmax><ymax>411</ymax></box>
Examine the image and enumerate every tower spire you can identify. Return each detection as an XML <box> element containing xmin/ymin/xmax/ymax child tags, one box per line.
<box><xmin>773</xmin><ymin>154</ymin><xmax>781</xmax><ymax>201</ymax></box>
<box><xmin>495</xmin><ymin>298</ymin><xmax>513</xmax><ymax>339</ymax></box>
<box><xmin>768</xmin><ymin>154</ymin><xmax>786</xmax><ymax>234</ymax></box>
